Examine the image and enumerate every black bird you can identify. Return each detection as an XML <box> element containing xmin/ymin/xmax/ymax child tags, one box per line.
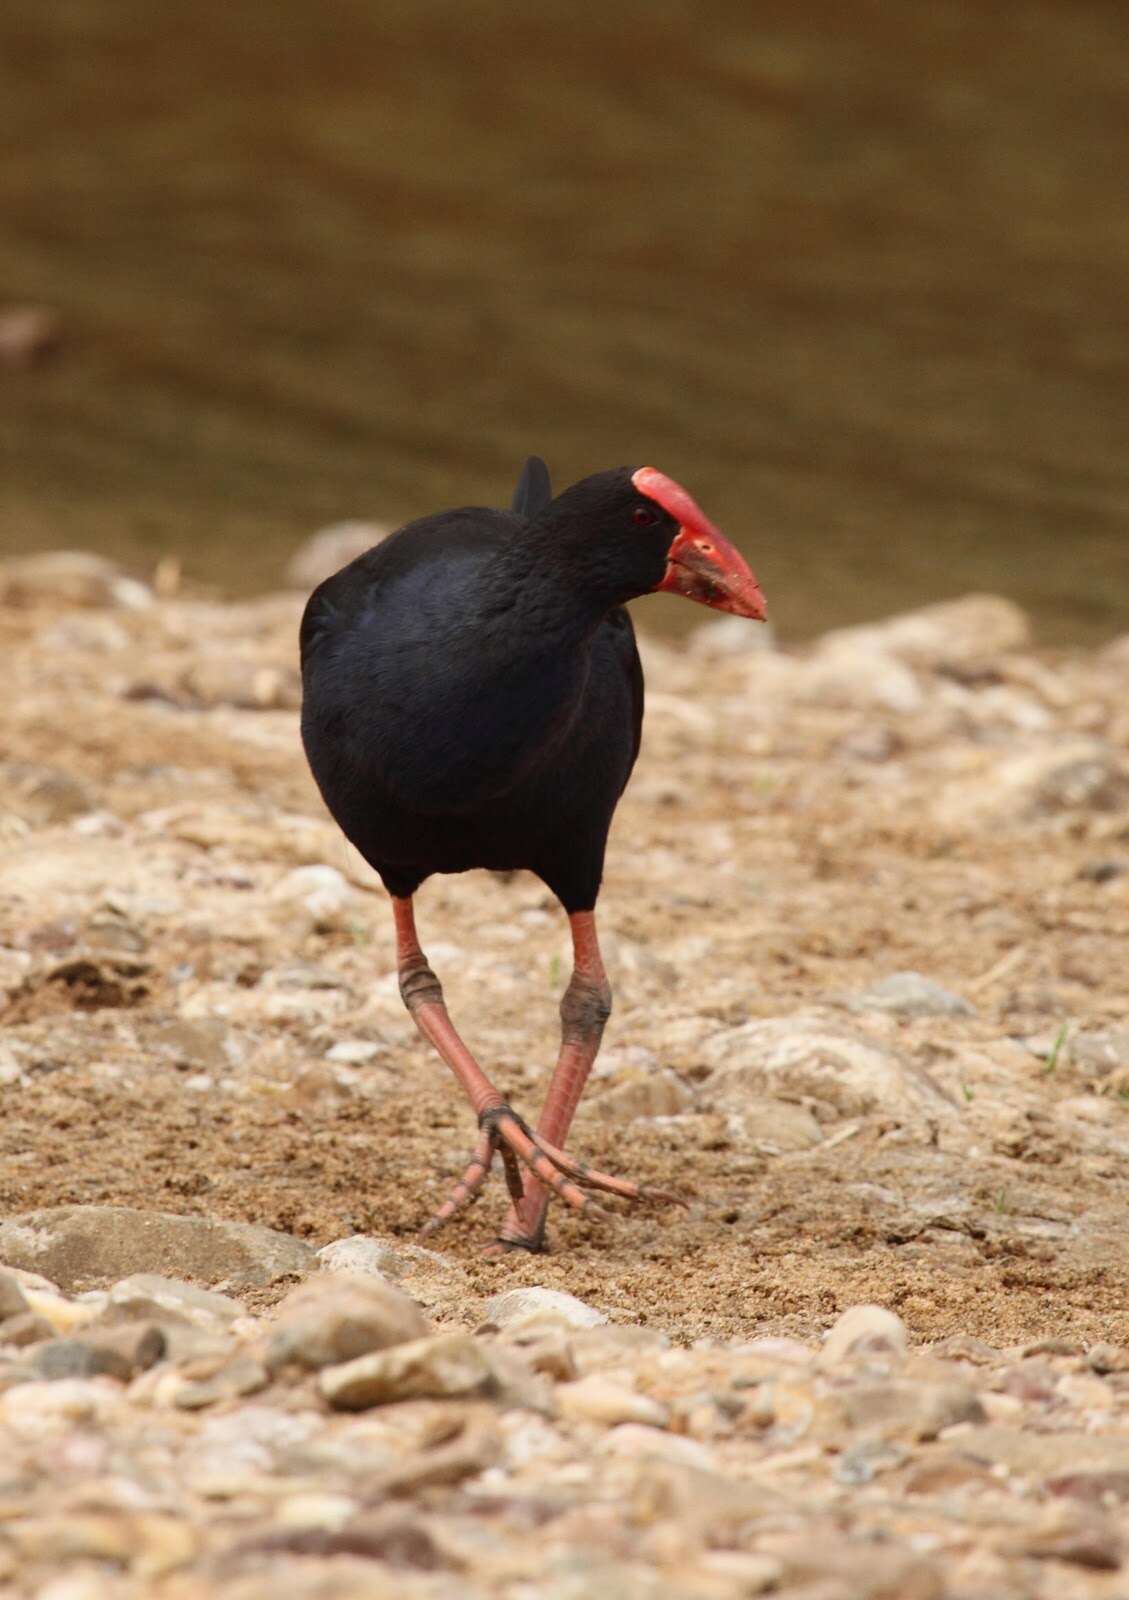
<box><xmin>300</xmin><ymin>460</ymin><xmax>766</xmax><ymax>1251</ymax></box>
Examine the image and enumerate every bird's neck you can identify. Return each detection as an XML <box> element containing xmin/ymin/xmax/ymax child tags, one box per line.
<box><xmin>485</xmin><ymin>531</ymin><xmax>635</xmax><ymax>646</ymax></box>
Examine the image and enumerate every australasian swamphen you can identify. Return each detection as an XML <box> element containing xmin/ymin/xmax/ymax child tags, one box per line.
<box><xmin>299</xmin><ymin>460</ymin><xmax>766</xmax><ymax>1251</ymax></box>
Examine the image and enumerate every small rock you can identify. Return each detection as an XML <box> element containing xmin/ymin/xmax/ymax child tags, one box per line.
<box><xmin>688</xmin><ymin>613</ymin><xmax>777</xmax><ymax>657</ymax></box>
<box><xmin>0</xmin><ymin>763</ymin><xmax>95</xmax><ymax>826</ymax></box>
<box><xmin>104</xmin><ymin>1274</ymin><xmax>243</xmax><ymax>1331</ymax></box>
<box><xmin>1</xmin><ymin>1377</ymin><xmax>124</xmax><ymax>1433</ymax></box>
<box><xmin>571</xmin><ymin>1324</ymin><xmax>671</xmax><ymax>1375</ymax></box>
<box><xmin>0</xmin><ymin>551</ymin><xmax>151</xmax><ymax>611</ymax></box>
<box><xmin>326</xmin><ymin>1038</ymin><xmax>382</xmax><ymax>1064</ymax></box>
<box><xmin>591</xmin><ymin>1067</ymin><xmax>693</xmax><ymax>1120</ymax></box>
<box><xmin>1069</xmin><ymin>1029</ymin><xmax>1129</xmax><ymax>1078</ymax></box>
<box><xmin>286</xmin><ymin>521</ymin><xmax>390</xmax><ymax>589</ymax></box>
<box><xmin>0</xmin><ymin>1268</ymin><xmax>30</xmax><ymax>1321</ymax></box>
<box><xmin>702</xmin><ymin>1018</ymin><xmax>952</xmax><ymax>1121</ymax></box>
<box><xmin>0</xmin><ymin>1311</ymin><xmax>56</xmax><ymax>1347</ymax></box>
<box><xmin>713</xmin><ymin>1094</ymin><xmax>823</xmax><ymax>1153</ymax></box>
<box><xmin>597</xmin><ymin>1424</ymin><xmax>718</xmax><ymax>1470</ymax></box>
<box><xmin>1011</xmin><ymin>1503</ymin><xmax>1121</xmax><ymax>1571</ymax></box>
<box><xmin>802</xmin><ymin>644</ymin><xmax>925</xmax><ymax>713</ymax></box>
<box><xmin>7</xmin><ymin>1510</ymin><xmax>197</xmax><ymax>1577</ymax></box>
<box><xmin>818</xmin><ymin>593</ymin><xmax>1031</xmax><ymax>669</ymax></box>
<box><xmin>840</xmin><ymin>1379</ymin><xmax>986</xmax><ymax>1441</ymax></box>
<box><xmin>819</xmin><ymin>1305</ymin><xmax>908</xmax><ymax>1368</ymax></box>
<box><xmin>321</xmin><ymin>1332</ymin><xmax>512</xmax><ymax>1410</ymax></box>
<box><xmin>1089</xmin><ymin>1343</ymin><xmax>1129</xmax><ymax>1375</ymax></box>
<box><xmin>274</xmin><ymin>1492</ymin><xmax>361</xmax><ymax>1530</ymax></box>
<box><xmin>1034</xmin><ymin>753</ymin><xmax>1129</xmax><ymax>814</ymax></box>
<box><xmin>485</xmin><ymin>1287</ymin><xmax>608</xmax><ymax>1331</ymax></box>
<box><xmin>698</xmin><ymin>1551</ymin><xmax>784</xmax><ymax>1595</ymax></box>
<box><xmin>271</xmin><ymin>864</ymin><xmax>355</xmax><ymax>929</ymax></box>
<box><xmin>0</xmin><ymin>1206</ymin><xmax>316</xmax><ymax>1291</ymax></box>
<box><xmin>318</xmin><ymin>1234</ymin><xmax>407</xmax><ymax>1278</ymax></box>
<box><xmin>267</xmin><ymin>1272</ymin><xmax>429</xmax><ymax>1370</ymax></box>
<box><xmin>848</xmin><ymin>971</ymin><xmax>975</xmax><ymax>1019</ymax></box>
<box><xmin>172</xmin><ymin>1354</ymin><xmax>269</xmax><ymax>1410</ymax></box>
<box><xmin>557</xmin><ymin>1376</ymin><xmax>670</xmax><ymax>1427</ymax></box>
<box><xmin>180</xmin><ymin>657</ymin><xmax>302</xmax><ymax>710</ymax></box>
<box><xmin>27</xmin><ymin>1333</ymin><xmax>154</xmax><ymax>1383</ymax></box>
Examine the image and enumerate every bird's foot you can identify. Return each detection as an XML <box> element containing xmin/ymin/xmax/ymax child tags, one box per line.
<box><xmin>418</xmin><ymin>1104</ymin><xmax>684</xmax><ymax>1242</ymax></box>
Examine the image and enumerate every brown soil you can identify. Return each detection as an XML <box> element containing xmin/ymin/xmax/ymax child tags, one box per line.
<box><xmin>2</xmin><ymin>576</ymin><xmax>1128</xmax><ymax>1350</ymax></box>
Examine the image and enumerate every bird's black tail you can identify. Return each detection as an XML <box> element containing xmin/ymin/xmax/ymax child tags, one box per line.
<box><xmin>510</xmin><ymin>455</ymin><xmax>553</xmax><ymax>518</ymax></box>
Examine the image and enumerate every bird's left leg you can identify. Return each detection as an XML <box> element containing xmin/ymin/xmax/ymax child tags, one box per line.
<box><xmin>392</xmin><ymin>897</ymin><xmax>653</xmax><ymax>1237</ymax></box>
<box><xmin>495</xmin><ymin>910</ymin><xmax>675</xmax><ymax>1251</ymax></box>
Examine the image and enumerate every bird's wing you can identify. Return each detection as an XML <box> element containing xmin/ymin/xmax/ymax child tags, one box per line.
<box><xmin>510</xmin><ymin>455</ymin><xmax>553</xmax><ymax>519</ymax></box>
<box><xmin>600</xmin><ymin>606</ymin><xmax>645</xmax><ymax>794</ymax></box>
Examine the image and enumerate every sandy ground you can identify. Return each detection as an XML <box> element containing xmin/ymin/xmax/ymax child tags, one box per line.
<box><xmin>1</xmin><ymin>558</ymin><xmax>1127</xmax><ymax>1353</ymax></box>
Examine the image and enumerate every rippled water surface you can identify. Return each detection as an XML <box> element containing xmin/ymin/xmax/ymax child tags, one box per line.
<box><xmin>2</xmin><ymin>1</ymin><xmax>1127</xmax><ymax>641</ymax></box>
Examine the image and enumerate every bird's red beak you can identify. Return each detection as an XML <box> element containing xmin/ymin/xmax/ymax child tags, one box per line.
<box><xmin>633</xmin><ymin>467</ymin><xmax>767</xmax><ymax>621</ymax></box>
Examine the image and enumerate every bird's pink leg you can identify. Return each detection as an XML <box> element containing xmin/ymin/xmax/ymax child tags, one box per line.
<box><xmin>393</xmin><ymin>898</ymin><xmax>680</xmax><ymax>1243</ymax></box>
<box><xmin>393</xmin><ymin>896</ymin><xmax>505</xmax><ymax>1121</ymax></box>
<box><xmin>494</xmin><ymin>911</ymin><xmax>612</xmax><ymax>1251</ymax></box>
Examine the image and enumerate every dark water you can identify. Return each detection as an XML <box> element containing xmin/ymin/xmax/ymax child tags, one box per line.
<box><xmin>2</xmin><ymin>0</ymin><xmax>1128</xmax><ymax>643</ymax></box>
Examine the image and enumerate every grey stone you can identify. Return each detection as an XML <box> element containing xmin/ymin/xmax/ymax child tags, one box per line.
<box><xmin>319</xmin><ymin>1332</ymin><xmax>546</xmax><ymax>1412</ymax></box>
<box><xmin>101</xmin><ymin>1273</ymin><xmax>245</xmax><ymax>1332</ymax></box>
<box><xmin>0</xmin><ymin>1206</ymin><xmax>316</xmax><ymax>1292</ymax></box>
<box><xmin>557</xmin><ymin>1376</ymin><xmax>670</xmax><ymax>1427</ymax></box>
<box><xmin>0</xmin><ymin>1268</ymin><xmax>30</xmax><ymax>1322</ymax></box>
<box><xmin>839</xmin><ymin>1380</ymin><xmax>986</xmax><ymax>1441</ymax></box>
<box><xmin>485</xmin><ymin>1287</ymin><xmax>608</xmax><ymax>1331</ymax></box>
<box><xmin>819</xmin><ymin>1305</ymin><xmax>908</xmax><ymax>1369</ymax></box>
<box><xmin>848</xmin><ymin>971</ymin><xmax>975</xmax><ymax>1019</ymax></box>
<box><xmin>0</xmin><ymin>1311</ymin><xmax>55</xmax><ymax>1348</ymax></box>
<box><xmin>1069</xmin><ymin>1029</ymin><xmax>1129</xmax><ymax>1078</ymax></box>
<box><xmin>818</xmin><ymin>593</ymin><xmax>1031</xmax><ymax>669</ymax></box>
<box><xmin>28</xmin><ymin>1336</ymin><xmax>135</xmax><ymax>1383</ymax></box>
<box><xmin>173</xmin><ymin>1354</ymin><xmax>269</xmax><ymax>1410</ymax></box>
<box><xmin>318</xmin><ymin>1234</ymin><xmax>407</xmax><ymax>1278</ymax></box>
<box><xmin>267</xmin><ymin>1272</ymin><xmax>429</xmax><ymax>1370</ymax></box>
<box><xmin>701</xmin><ymin>1017</ymin><xmax>953</xmax><ymax>1121</ymax></box>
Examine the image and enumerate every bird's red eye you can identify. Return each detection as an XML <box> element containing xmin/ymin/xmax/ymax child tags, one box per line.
<box><xmin>633</xmin><ymin>505</ymin><xmax>657</xmax><ymax>527</ymax></box>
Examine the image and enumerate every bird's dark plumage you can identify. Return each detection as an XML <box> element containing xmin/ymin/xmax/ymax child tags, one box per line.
<box><xmin>300</xmin><ymin>464</ymin><xmax>649</xmax><ymax>910</ymax></box>
<box><xmin>298</xmin><ymin>457</ymin><xmax>765</xmax><ymax>1250</ymax></box>
<box><xmin>509</xmin><ymin>453</ymin><xmax>553</xmax><ymax>518</ymax></box>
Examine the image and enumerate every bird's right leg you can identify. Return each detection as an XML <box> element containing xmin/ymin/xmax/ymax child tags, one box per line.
<box><xmin>392</xmin><ymin>897</ymin><xmax>635</xmax><ymax>1236</ymax></box>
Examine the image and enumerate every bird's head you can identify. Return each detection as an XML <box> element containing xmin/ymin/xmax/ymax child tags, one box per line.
<box><xmin>631</xmin><ymin>466</ymin><xmax>766</xmax><ymax>621</ymax></box>
<box><xmin>540</xmin><ymin>465</ymin><xmax>766</xmax><ymax>622</ymax></box>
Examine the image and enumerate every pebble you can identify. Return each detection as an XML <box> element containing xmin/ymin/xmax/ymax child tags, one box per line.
<box><xmin>0</xmin><ymin>1268</ymin><xmax>30</xmax><ymax>1321</ymax></box>
<box><xmin>819</xmin><ymin>1305</ymin><xmax>909</xmax><ymax>1368</ymax></box>
<box><xmin>592</xmin><ymin>1067</ymin><xmax>694</xmax><ymax>1120</ymax></box>
<box><xmin>818</xmin><ymin>593</ymin><xmax>1031</xmax><ymax>668</ymax></box>
<box><xmin>171</xmin><ymin>1355</ymin><xmax>270</xmax><ymax>1410</ymax></box>
<box><xmin>325</xmin><ymin>1038</ymin><xmax>382</xmax><ymax>1063</ymax></box>
<box><xmin>1068</xmin><ymin>1028</ymin><xmax>1129</xmax><ymax>1077</ymax></box>
<box><xmin>0</xmin><ymin>1206</ymin><xmax>316</xmax><ymax>1292</ymax></box>
<box><xmin>485</xmin><ymin>1287</ymin><xmax>608</xmax><ymax>1330</ymax></box>
<box><xmin>847</xmin><ymin>971</ymin><xmax>975</xmax><ymax>1018</ymax></box>
<box><xmin>270</xmin><ymin>863</ymin><xmax>355</xmax><ymax>929</ymax></box>
<box><xmin>701</xmin><ymin>1018</ymin><xmax>952</xmax><ymax>1121</ymax></box>
<box><xmin>318</xmin><ymin>1234</ymin><xmax>408</xmax><ymax>1278</ymax></box>
<box><xmin>0</xmin><ymin>551</ymin><xmax>151</xmax><ymax>611</ymax></box>
<box><xmin>104</xmin><ymin>1274</ymin><xmax>242</xmax><ymax>1332</ymax></box>
<box><xmin>597</xmin><ymin>1424</ymin><xmax>718</xmax><ymax>1470</ymax></box>
<box><xmin>557</xmin><ymin>1376</ymin><xmax>670</xmax><ymax>1428</ymax></box>
<box><xmin>267</xmin><ymin>1272</ymin><xmax>429</xmax><ymax>1370</ymax></box>
<box><xmin>320</xmin><ymin>1333</ymin><xmax>504</xmax><ymax>1410</ymax></box>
